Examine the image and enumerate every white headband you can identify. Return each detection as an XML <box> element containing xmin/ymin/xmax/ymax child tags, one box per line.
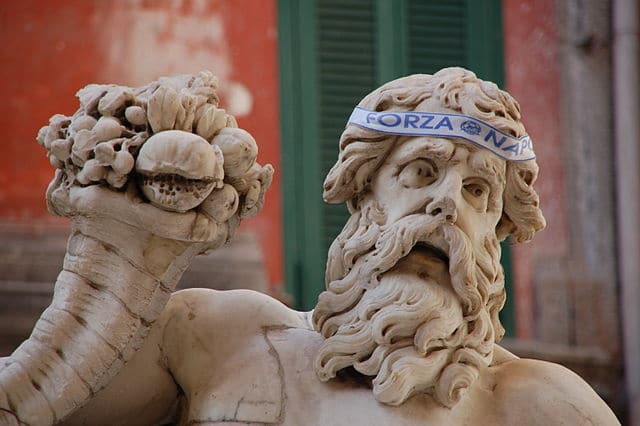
<box><xmin>347</xmin><ymin>106</ymin><xmax>535</xmax><ymax>162</ymax></box>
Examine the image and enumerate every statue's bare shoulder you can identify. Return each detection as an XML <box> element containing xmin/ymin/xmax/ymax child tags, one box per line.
<box><xmin>157</xmin><ymin>289</ymin><xmax>310</xmax><ymax>424</ymax></box>
<box><xmin>159</xmin><ymin>287</ymin><xmax>311</xmax><ymax>373</ymax></box>
<box><xmin>487</xmin><ymin>352</ymin><xmax>620</xmax><ymax>425</ymax></box>
<box><xmin>163</xmin><ymin>288</ymin><xmax>309</xmax><ymax>332</ymax></box>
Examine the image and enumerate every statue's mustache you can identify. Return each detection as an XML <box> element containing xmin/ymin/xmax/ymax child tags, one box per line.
<box><xmin>315</xmin><ymin>210</ymin><xmax>491</xmax><ymax>340</ymax></box>
<box><xmin>357</xmin><ymin>212</ymin><xmax>451</xmax><ymax>289</ymax></box>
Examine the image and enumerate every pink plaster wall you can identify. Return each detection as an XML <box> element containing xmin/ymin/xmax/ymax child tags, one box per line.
<box><xmin>503</xmin><ymin>0</ymin><xmax>569</xmax><ymax>338</ymax></box>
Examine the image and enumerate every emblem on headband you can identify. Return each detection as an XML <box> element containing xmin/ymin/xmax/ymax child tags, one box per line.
<box><xmin>347</xmin><ymin>107</ymin><xmax>535</xmax><ymax>162</ymax></box>
<box><xmin>460</xmin><ymin>120</ymin><xmax>481</xmax><ymax>136</ymax></box>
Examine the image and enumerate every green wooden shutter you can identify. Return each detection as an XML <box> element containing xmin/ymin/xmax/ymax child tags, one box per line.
<box><xmin>279</xmin><ymin>0</ymin><xmax>378</xmax><ymax>310</ymax></box>
<box><xmin>407</xmin><ymin>1</ymin><xmax>467</xmax><ymax>73</ymax></box>
<box><xmin>318</xmin><ymin>0</ymin><xmax>378</xmax><ymax>280</ymax></box>
<box><xmin>279</xmin><ymin>0</ymin><xmax>512</xmax><ymax>333</ymax></box>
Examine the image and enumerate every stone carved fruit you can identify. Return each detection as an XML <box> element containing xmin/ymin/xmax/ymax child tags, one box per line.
<box><xmin>36</xmin><ymin>114</ymin><xmax>70</xmax><ymax>150</ymax></box>
<box><xmin>50</xmin><ymin>139</ymin><xmax>72</xmax><ymax>162</ymax></box>
<box><xmin>135</xmin><ymin>130</ymin><xmax>223</xmax><ymax>212</ymax></box>
<box><xmin>69</xmin><ymin>115</ymin><xmax>97</xmax><ymax>134</ymax></box>
<box><xmin>211</xmin><ymin>128</ymin><xmax>258</xmax><ymax>178</ymax></box>
<box><xmin>124</xmin><ymin>106</ymin><xmax>147</xmax><ymax>126</ymax></box>
<box><xmin>195</xmin><ymin>104</ymin><xmax>227</xmax><ymax>141</ymax></box>
<box><xmin>199</xmin><ymin>184</ymin><xmax>239</xmax><ymax>223</ymax></box>
<box><xmin>71</xmin><ymin>129</ymin><xmax>98</xmax><ymax>166</ymax></box>
<box><xmin>112</xmin><ymin>150</ymin><xmax>135</xmax><ymax>176</ymax></box>
<box><xmin>92</xmin><ymin>116</ymin><xmax>123</xmax><ymax>142</ymax></box>
<box><xmin>76</xmin><ymin>158</ymin><xmax>107</xmax><ymax>185</ymax></box>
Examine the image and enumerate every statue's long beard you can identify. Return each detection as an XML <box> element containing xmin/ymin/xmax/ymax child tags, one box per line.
<box><xmin>312</xmin><ymin>207</ymin><xmax>505</xmax><ymax>407</ymax></box>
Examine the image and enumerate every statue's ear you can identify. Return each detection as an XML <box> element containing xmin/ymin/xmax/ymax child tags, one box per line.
<box><xmin>496</xmin><ymin>213</ymin><xmax>516</xmax><ymax>242</ymax></box>
<box><xmin>496</xmin><ymin>207</ymin><xmax>545</xmax><ymax>244</ymax></box>
<box><xmin>498</xmin><ymin>161</ymin><xmax>546</xmax><ymax>243</ymax></box>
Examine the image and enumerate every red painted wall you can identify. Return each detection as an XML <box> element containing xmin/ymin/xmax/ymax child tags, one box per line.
<box><xmin>503</xmin><ymin>0</ymin><xmax>568</xmax><ymax>338</ymax></box>
<box><xmin>0</xmin><ymin>0</ymin><xmax>283</xmax><ymax>288</ymax></box>
<box><xmin>0</xmin><ymin>0</ymin><xmax>102</xmax><ymax>221</ymax></box>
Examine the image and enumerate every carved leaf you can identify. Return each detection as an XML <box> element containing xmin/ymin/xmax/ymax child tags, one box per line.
<box><xmin>195</xmin><ymin>104</ymin><xmax>227</xmax><ymax>141</ymax></box>
<box><xmin>98</xmin><ymin>87</ymin><xmax>135</xmax><ymax>117</ymax></box>
<box><xmin>146</xmin><ymin>85</ymin><xmax>182</xmax><ymax>133</ymax></box>
<box><xmin>76</xmin><ymin>84</ymin><xmax>109</xmax><ymax>115</ymax></box>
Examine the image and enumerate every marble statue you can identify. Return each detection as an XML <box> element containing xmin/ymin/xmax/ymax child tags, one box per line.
<box><xmin>0</xmin><ymin>68</ymin><xmax>619</xmax><ymax>425</ymax></box>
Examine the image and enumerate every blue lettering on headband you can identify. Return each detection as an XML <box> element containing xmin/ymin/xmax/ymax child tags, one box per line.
<box><xmin>348</xmin><ymin>107</ymin><xmax>535</xmax><ymax>162</ymax></box>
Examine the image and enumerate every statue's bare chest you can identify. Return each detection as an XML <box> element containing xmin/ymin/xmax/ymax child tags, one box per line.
<box><xmin>179</xmin><ymin>327</ymin><xmax>488</xmax><ymax>426</ymax></box>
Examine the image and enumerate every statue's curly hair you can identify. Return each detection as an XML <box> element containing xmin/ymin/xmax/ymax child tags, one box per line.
<box><xmin>323</xmin><ymin>67</ymin><xmax>545</xmax><ymax>243</ymax></box>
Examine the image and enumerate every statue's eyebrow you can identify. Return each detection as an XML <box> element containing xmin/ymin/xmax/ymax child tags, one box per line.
<box><xmin>466</xmin><ymin>148</ymin><xmax>506</xmax><ymax>188</ymax></box>
<box><xmin>390</xmin><ymin>138</ymin><xmax>505</xmax><ymax>188</ymax></box>
<box><xmin>392</xmin><ymin>137</ymin><xmax>456</xmax><ymax>165</ymax></box>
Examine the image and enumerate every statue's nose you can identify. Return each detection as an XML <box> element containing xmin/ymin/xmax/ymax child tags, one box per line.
<box><xmin>426</xmin><ymin>197</ymin><xmax>457</xmax><ymax>224</ymax></box>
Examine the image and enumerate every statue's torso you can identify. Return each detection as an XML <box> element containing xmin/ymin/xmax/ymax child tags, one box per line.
<box><xmin>169</xmin><ymin>290</ymin><xmax>502</xmax><ymax>426</ymax></box>
<box><xmin>63</xmin><ymin>288</ymin><xmax>618</xmax><ymax>426</ymax></box>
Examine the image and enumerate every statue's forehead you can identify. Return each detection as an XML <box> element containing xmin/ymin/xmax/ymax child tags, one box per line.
<box><xmin>390</xmin><ymin>136</ymin><xmax>456</xmax><ymax>163</ymax></box>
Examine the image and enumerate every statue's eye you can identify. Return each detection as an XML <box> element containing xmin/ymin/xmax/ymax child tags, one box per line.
<box><xmin>398</xmin><ymin>159</ymin><xmax>438</xmax><ymax>188</ymax></box>
<box><xmin>463</xmin><ymin>178</ymin><xmax>490</xmax><ymax>212</ymax></box>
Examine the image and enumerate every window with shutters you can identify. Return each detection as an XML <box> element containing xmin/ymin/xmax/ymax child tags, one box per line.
<box><xmin>278</xmin><ymin>0</ymin><xmax>514</xmax><ymax>335</ymax></box>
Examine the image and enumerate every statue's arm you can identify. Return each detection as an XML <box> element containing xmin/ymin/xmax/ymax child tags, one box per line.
<box><xmin>61</xmin><ymin>287</ymin><xmax>306</xmax><ymax>426</ymax></box>
<box><xmin>0</xmin><ymin>72</ymin><xmax>275</xmax><ymax>426</ymax></box>
<box><xmin>59</xmin><ymin>312</ymin><xmax>181</xmax><ymax>426</ymax></box>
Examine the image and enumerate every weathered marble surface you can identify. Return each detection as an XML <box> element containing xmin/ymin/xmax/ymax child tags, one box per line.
<box><xmin>60</xmin><ymin>286</ymin><xmax>617</xmax><ymax>426</ymax></box>
<box><xmin>0</xmin><ymin>68</ymin><xmax>619</xmax><ymax>425</ymax></box>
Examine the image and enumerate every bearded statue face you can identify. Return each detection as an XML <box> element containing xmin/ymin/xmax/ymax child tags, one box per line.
<box><xmin>312</xmin><ymin>68</ymin><xmax>545</xmax><ymax>409</ymax></box>
<box><xmin>368</xmin><ymin>136</ymin><xmax>505</xmax><ymax>263</ymax></box>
